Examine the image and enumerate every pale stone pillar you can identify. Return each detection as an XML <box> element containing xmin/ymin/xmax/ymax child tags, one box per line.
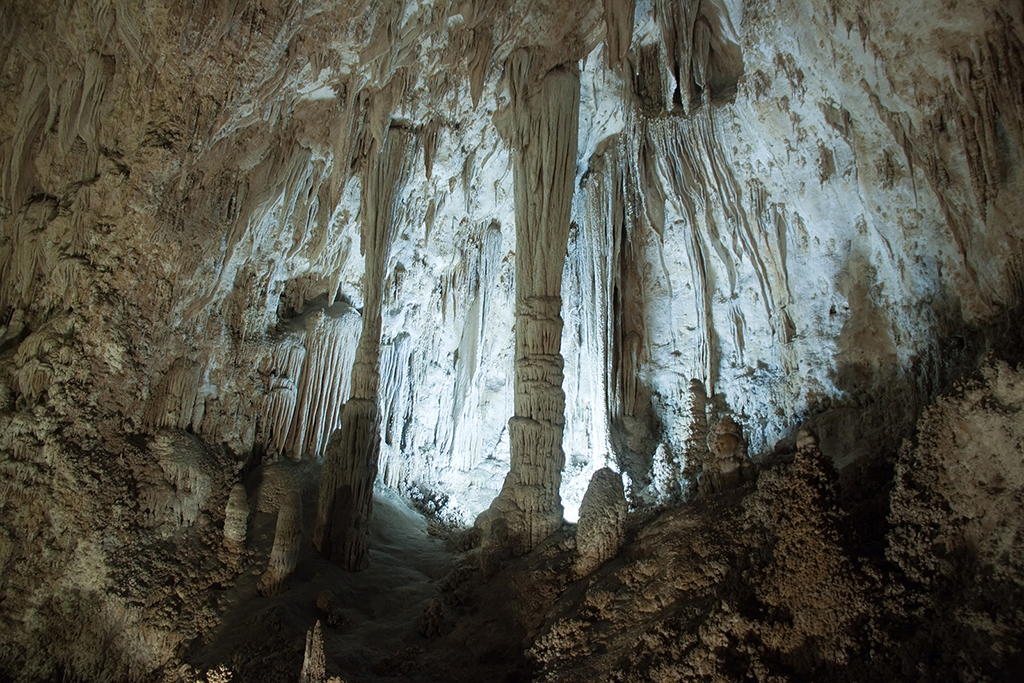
<box><xmin>314</xmin><ymin>124</ymin><xmax>414</xmax><ymax>570</ymax></box>
<box><xmin>478</xmin><ymin>56</ymin><xmax>580</xmax><ymax>559</ymax></box>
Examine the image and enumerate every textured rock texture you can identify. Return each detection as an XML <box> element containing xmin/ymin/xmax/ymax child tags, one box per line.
<box><xmin>883</xmin><ymin>359</ymin><xmax>1024</xmax><ymax>679</ymax></box>
<box><xmin>573</xmin><ymin>467</ymin><xmax>627</xmax><ymax>577</ymax></box>
<box><xmin>0</xmin><ymin>0</ymin><xmax>1020</xmax><ymax>522</ymax></box>
<box><xmin>514</xmin><ymin>358</ymin><xmax>1024</xmax><ymax>683</ymax></box>
<box><xmin>222</xmin><ymin>482</ymin><xmax>250</xmax><ymax>553</ymax></box>
<box><xmin>0</xmin><ymin>0</ymin><xmax>1022</xmax><ymax>679</ymax></box>
<box><xmin>477</xmin><ymin>56</ymin><xmax>580</xmax><ymax>559</ymax></box>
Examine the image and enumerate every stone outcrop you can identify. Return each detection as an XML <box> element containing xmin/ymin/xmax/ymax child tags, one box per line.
<box><xmin>574</xmin><ymin>468</ymin><xmax>627</xmax><ymax>577</ymax></box>
<box><xmin>476</xmin><ymin>53</ymin><xmax>581</xmax><ymax>559</ymax></box>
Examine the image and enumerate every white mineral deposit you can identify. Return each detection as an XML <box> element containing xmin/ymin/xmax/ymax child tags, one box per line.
<box><xmin>0</xmin><ymin>0</ymin><xmax>1022</xmax><ymax>680</ymax></box>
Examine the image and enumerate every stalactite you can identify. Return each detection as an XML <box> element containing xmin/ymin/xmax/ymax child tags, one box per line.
<box><xmin>422</xmin><ymin>120</ymin><xmax>441</xmax><ymax>180</ymax></box>
<box><xmin>566</xmin><ymin>143</ymin><xmax>624</xmax><ymax>473</ymax></box>
<box><xmin>603</xmin><ymin>0</ymin><xmax>636</xmax><ymax>70</ymax></box>
<box><xmin>654</xmin><ymin>0</ymin><xmax>700</xmax><ymax>112</ymax></box>
<box><xmin>138</xmin><ymin>431</ymin><xmax>215</xmax><ymax>535</ymax></box>
<box><xmin>2</xmin><ymin>62</ymin><xmax>49</xmax><ymax>213</ymax></box>
<box><xmin>468</xmin><ymin>29</ymin><xmax>494</xmax><ymax>109</ymax></box>
<box><xmin>144</xmin><ymin>358</ymin><xmax>203</xmax><ymax>432</ymax></box>
<box><xmin>258</xmin><ymin>340</ymin><xmax>306</xmax><ymax>457</ymax></box>
<box><xmin>314</xmin><ymin>124</ymin><xmax>415</xmax><ymax>571</ymax></box>
<box><xmin>377</xmin><ymin>331</ymin><xmax>413</xmax><ymax>485</ymax></box>
<box><xmin>477</xmin><ymin>54</ymin><xmax>580</xmax><ymax>558</ymax></box>
<box><xmin>280</xmin><ymin>304</ymin><xmax>362</xmax><ymax>460</ymax></box>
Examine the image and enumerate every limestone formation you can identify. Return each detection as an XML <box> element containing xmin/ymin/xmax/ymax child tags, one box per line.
<box><xmin>258</xmin><ymin>492</ymin><xmax>302</xmax><ymax>597</ymax></box>
<box><xmin>222</xmin><ymin>483</ymin><xmax>249</xmax><ymax>552</ymax></box>
<box><xmin>650</xmin><ymin>443</ymin><xmax>681</xmax><ymax>504</ymax></box>
<box><xmin>299</xmin><ymin>621</ymin><xmax>326</xmax><ymax>683</ymax></box>
<box><xmin>135</xmin><ymin>431</ymin><xmax>215</xmax><ymax>537</ymax></box>
<box><xmin>314</xmin><ymin>125</ymin><xmax>415</xmax><ymax>570</ymax></box>
<box><xmin>260</xmin><ymin>301</ymin><xmax>362</xmax><ymax>462</ymax></box>
<box><xmin>574</xmin><ymin>468</ymin><xmax>627</xmax><ymax>577</ymax></box>
<box><xmin>699</xmin><ymin>416</ymin><xmax>754</xmax><ymax>496</ymax></box>
<box><xmin>0</xmin><ymin>0</ymin><xmax>1023</xmax><ymax>681</ymax></box>
<box><xmin>477</xmin><ymin>53</ymin><xmax>581</xmax><ymax>559</ymax></box>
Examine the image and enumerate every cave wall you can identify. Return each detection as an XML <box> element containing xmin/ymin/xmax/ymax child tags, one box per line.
<box><xmin>1</xmin><ymin>0</ymin><xmax>1021</xmax><ymax>519</ymax></box>
<box><xmin>0</xmin><ymin>0</ymin><xmax>1023</xmax><ymax>677</ymax></box>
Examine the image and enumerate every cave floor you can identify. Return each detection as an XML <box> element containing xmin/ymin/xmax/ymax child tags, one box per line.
<box><xmin>186</xmin><ymin>490</ymin><xmax>533</xmax><ymax>683</ymax></box>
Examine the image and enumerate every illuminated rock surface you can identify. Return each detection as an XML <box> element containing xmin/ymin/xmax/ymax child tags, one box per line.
<box><xmin>0</xmin><ymin>0</ymin><xmax>1023</xmax><ymax>680</ymax></box>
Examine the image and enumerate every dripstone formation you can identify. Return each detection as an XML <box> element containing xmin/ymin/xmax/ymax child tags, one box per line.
<box><xmin>574</xmin><ymin>467</ymin><xmax>627</xmax><ymax>577</ymax></box>
<box><xmin>1</xmin><ymin>0</ymin><xmax>1023</xmax><ymax>681</ymax></box>
<box><xmin>314</xmin><ymin>125</ymin><xmax>416</xmax><ymax>571</ymax></box>
<box><xmin>476</xmin><ymin>53</ymin><xmax>581</xmax><ymax>560</ymax></box>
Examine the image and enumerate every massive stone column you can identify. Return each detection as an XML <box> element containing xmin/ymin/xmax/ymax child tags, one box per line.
<box><xmin>313</xmin><ymin>124</ymin><xmax>414</xmax><ymax>571</ymax></box>
<box><xmin>478</xmin><ymin>55</ymin><xmax>581</xmax><ymax>558</ymax></box>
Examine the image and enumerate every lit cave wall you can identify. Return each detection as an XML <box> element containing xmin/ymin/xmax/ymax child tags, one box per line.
<box><xmin>0</xmin><ymin>0</ymin><xmax>1022</xmax><ymax>680</ymax></box>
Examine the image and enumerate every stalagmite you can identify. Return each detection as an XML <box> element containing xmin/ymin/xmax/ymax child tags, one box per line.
<box><xmin>574</xmin><ymin>467</ymin><xmax>627</xmax><ymax>577</ymax></box>
<box><xmin>477</xmin><ymin>54</ymin><xmax>581</xmax><ymax>559</ymax></box>
<box><xmin>258</xmin><ymin>491</ymin><xmax>302</xmax><ymax>596</ymax></box>
<box><xmin>314</xmin><ymin>123</ymin><xmax>415</xmax><ymax>571</ymax></box>
<box><xmin>699</xmin><ymin>416</ymin><xmax>754</xmax><ymax>496</ymax></box>
<box><xmin>222</xmin><ymin>483</ymin><xmax>249</xmax><ymax>552</ymax></box>
<box><xmin>299</xmin><ymin>621</ymin><xmax>326</xmax><ymax>683</ymax></box>
<box><xmin>651</xmin><ymin>443</ymin><xmax>681</xmax><ymax>504</ymax></box>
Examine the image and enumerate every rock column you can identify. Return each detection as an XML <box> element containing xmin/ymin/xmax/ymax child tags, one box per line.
<box><xmin>574</xmin><ymin>467</ymin><xmax>627</xmax><ymax>577</ymax></box>
<box><xmin>314</xmin><ymin>125</ymin><xmax>414</xmax><ymax>570</ymax></box>
<box><xmin>222</xmin><ymin>482</ymin><xmax>249</xmax><ymax>552</ymax></box>
<box><xmin>258</xmin><ymin>491</ymin><xmax>302</xmax><ymax>596</ymax></box>
<box><xmin>478</xmin><ymin>56</ymin><xmax>580</xmax><ymax>558</ymax></box>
